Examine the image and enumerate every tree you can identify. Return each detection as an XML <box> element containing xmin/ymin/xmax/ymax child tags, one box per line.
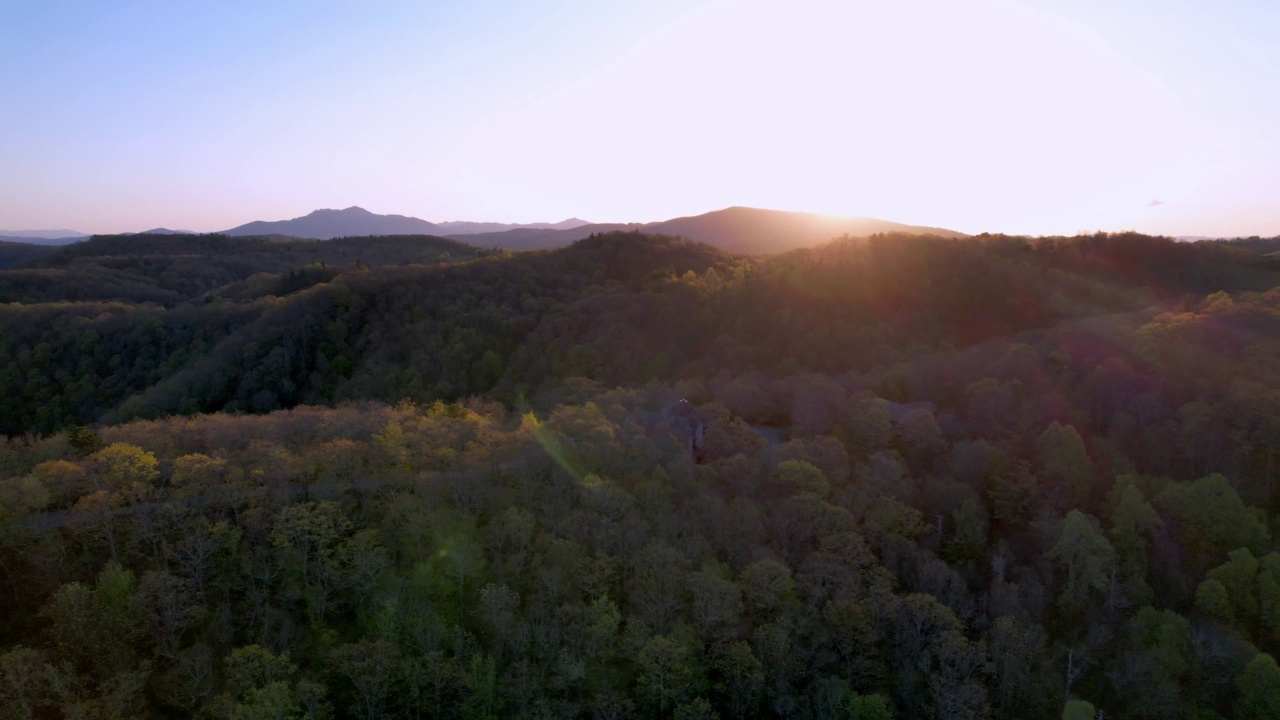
<box><xmin>701</xmin><ymin>415</ymin><xmax>767</xmax><ymax>463</ymax></box>
<box><xmin>839</xmin><ymin>397</ymin><xmax>892</xmax><ymax>459</ymax></box>
<box><xmin>767</xmin><ymin>459</ymin><xmax>830</xmax><ymax>498</ymax></box>
<box><xmin>1156</xmin><ymin>474</ymin><xmax>1269</xmax><ymax>572</ymax></box>
<box><xmin>845</xmin><ymin>692</ymin><xmax>893</xmax><ymax>720</ymax></box>
<box><xmin>739</xmin><ymin>559</ymin><xmax>797</xmax><ymax>622</ymax></box>
<box><xmin>329</xmin><ymin>639</ymin><xmax>401</xmax><ymax>720</ymax></box>
<box><xmin>1105</xmin><ymin>478</ymin><xmax>1162</xmax><ymax>606</ymax></box>
<box><xmin>67</xmin><ymin>425</ymin><xmax>104</xmax><ymax>457</ymax></box>
<box><xmin>1062</xmin><ymin>700</ymin><xmax>1095</xmax><ymax>720</ymax></box>
<box><xmin>90</xmin><ymin>442</ymin><xmax>159</xmax><ymax>490</ymax></box>
<box><xmin>1196</xmin><ymin>548</ymin><xmax>1280</xmax><ymax>642</ymax></box>
<box><xmin>686</xmin><ymin>567</ymin><xmax>744</xmax><ymax>644</ymax></box>
<box><xmin>29</xmin><ymin>459</ymin><xmax>88</xmax><ymax>507</ymax></box>
<box><xmin>1110</xmin><ymin>607</ymin><xmax>1193</xmax><ymax>718</ymax></box>
<box><xmin>41</xmin><ymin>563</ymin><xmax>142</xmax><ymax>678</ymax></box>
<box><xmin>984</xmin><ymin>616</ymin><xmax>1050</xmax><ymax>718</ymax></box>
<box><xmin>0</xmin><ymin>646</ymin><xmax>59</xmax><ymax>720</ymax></box>
<box><xmin>1037</xmin><ymin>422</ymin><xmax>1095</xmax><ymax>509</ymax></box>
<box><xmin>1046</xmin><ymin>511</ymin><xmax>1116</xmax><ymax>613</ymax></box>
<box><xmin>944</xmin><ymin>497</ymin><xmax>989</xmax><ymax>565</ymax></box>
<box><xmin>711</xmin><ymin>641</ymin><xmax>763</xmax><ymax>719</ymax></box>
<box><xmin>637</xmin><ymin>635</ymin><xmax>703</xmax><ymax>715</ymax></box>
<box><xmin>674</xmin><ymin>697</ymin><xmax>721</xmax><ymax>720</ymax></box>
<box><xmin>896</xmin><ymin>409</ymin><xmax>947</xmax><ymax>469</ymax></box>
<box><xmin>628</xmin><ymin>542</ymin><xmax>690</xmax><ymax>633</ymax></box>
<box><xmin>206</xmin><ymin>645</ymin><xmax>330</xmax><ymax>720</ymax></box>
<box><xmin>1237</xmin><ymin>653</ymin><xmax>1280</xmax><ymax>719</ymax></box>
<box><xmin>270</xmin><ymin>501</ymin><xmax>352</xmax><ymax>588</ymax></box>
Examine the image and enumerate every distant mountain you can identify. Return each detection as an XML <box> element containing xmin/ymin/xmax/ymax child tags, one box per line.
<box><xmin>435</xmin><ymin>218</ymin><xmax>593</xmax><ymax>235</ymax></box>
<box><xmin>0</xmin><ymin>234</ymin><xmax>88</xmax><ymax>246</ymax></box>
<box><xmin>0</xmin><ymin>229</ymin><xmax>89</xmax><ymax>240</ymax></box>
<box><xmin>220</xmin><ymin>208</ymin><xmax>593</xmax><ymax>240</ymax></box>
<box><xmin>443</xmin><ymin>223</ymin><xmax>637</xmax><ymax>251</ymax></box>
<box><xmin>1176</xmin><ymin>235</ymin><xmax>1254</xmax><ymax>242</ymax></box>
<box><xmin>222</xmin><ymin>207</ymin><xmax>440</xmax><ymax>239</ymax></box>
<box><xmin>449</xmin><ymin>206</ymin><xmax>967</xmax><ymax>253</ymax></box>
<box><xmin>135</xmin><ymin>228</ymin><xmax>197</xmax><ymax>235</ymax></box>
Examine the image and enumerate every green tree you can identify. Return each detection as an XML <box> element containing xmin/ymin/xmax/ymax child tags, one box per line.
<box><xmin>845</xmin><ymin>692</ymin><xmax>893</xmax><ymax>719</ymax></box>
<box><xmin>1062</xmin><ymin>699</ymin><xmax>1095</xmax><ymax>720</ymax></box>
<box><xmin>206</xmin><ymin>645</ymin><xmax>330</xmax><ymax>720</ymax></box>
<box><xmin>1236</xmin><ymin>653</ymin><xmax>1280</xmax><ymax>720</ymax></box>
<box><xmin>270</xmin><ymin>501</ymin><xmax>352</xmax><ymax>588</ymax></box>
<box><xmin>1046</xmin><ymin>511</ymin><xmax>1116</xmax><ymax>613</ymax></box>
<box><xmin>1157</xmin><ymin>474</ymin><xmax>1269</xmax><ymax>571</ymax></box>
<box><xmin>1037</xmin><ymin>422</ymin><xmax>1095</xmax><ymax>509</ymax></box>
<box><xmin>1196</xmin><ymin>548</ymin><xmax>1280</xmax><ymax>642</ymax></box>
<box><xmin>944</xmin><ymin>497</ymin><xmax>989</xmax><ymax>564</ymax></box>
<box><xmin>1105</xmin><ymin>478</ymin><xmax>1162</xmax><ymax>606</ymax></box>
<box><xmin>711</xmin><ymin>641</ymin><xmax>763</xmax><ymax>719</ymax></box>
<box><xmin>637</xmin><ymin>635</ymin><xmax>704</xmax><ymax>715</ymax></box>
<box><xmin>768</xmin><ymin>459</ymin><xmax>830</xmax><ymax>498</ymax></box>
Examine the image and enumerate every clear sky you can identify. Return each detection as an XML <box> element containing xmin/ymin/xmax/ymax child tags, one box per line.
<box><xmin>1</xmin><ymin>0</ymin><xmax>1277</xmax><ymax>237</ymax></box>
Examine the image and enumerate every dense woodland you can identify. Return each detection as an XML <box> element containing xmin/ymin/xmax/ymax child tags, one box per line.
<box><xmin>5</xmin><ymin>230</ymin><xmax>1280</xmax><ymax>718</ymax></box>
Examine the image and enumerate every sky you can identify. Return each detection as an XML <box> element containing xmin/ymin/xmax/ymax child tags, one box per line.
<box><xmin>1</xmin><ymin>0</ymin><xmax>1277</xmax><ymax>237</ymax></box>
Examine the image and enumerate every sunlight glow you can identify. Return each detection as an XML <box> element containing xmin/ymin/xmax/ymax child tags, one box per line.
<box><xmin>461</xmin><ymin>0</ymin><xmax>1211</xmax><ymax>235</ymax></box>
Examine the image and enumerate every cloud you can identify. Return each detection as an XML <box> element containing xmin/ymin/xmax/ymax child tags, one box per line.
<box><xmin>1148</xmin><ymin>199</ymin><xmax>1165</xmax><ymax>207</ymax></box>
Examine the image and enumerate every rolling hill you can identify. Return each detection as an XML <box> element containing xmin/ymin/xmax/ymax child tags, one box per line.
<box><xmin>0</xmin><ymin>240</ymin><xmax>59</xmax><ymax>269</ymax></box>
<box><xmin>0</xmin><ymin>234</ymin><xmax>89</xmax><ymax>246</ymax></box>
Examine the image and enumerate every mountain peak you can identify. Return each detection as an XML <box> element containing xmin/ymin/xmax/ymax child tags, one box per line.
<box><xmin>136</xmin><ymin>228</ymin><xmax>196</xmax><ymax>235</ymax></box>
<box><xmin>442</xmin><ymin>207</ymin><xmax>966</xmax><ymax>253</ymax></box>
<box><xmin>310</xmin><ymin>206</ymin><xmax>372</xmax><ymax>216</ymax></box>
<box><xmin>223</xmin><ymin>207</ymin><xmax>438</xmax><ymax>239</ymax></box>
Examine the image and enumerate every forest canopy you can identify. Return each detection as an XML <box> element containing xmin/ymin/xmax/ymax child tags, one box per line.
<box><xmin>3</xmin><ymin>229</ymin><xmax>1280</xmax><ymax>718</ymax></box>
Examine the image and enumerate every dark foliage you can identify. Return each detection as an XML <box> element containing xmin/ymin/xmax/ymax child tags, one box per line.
<box><xmin>4</xmin><ymin>229</ymin><xmax>1280</xmax><ymax>718</ymax></box>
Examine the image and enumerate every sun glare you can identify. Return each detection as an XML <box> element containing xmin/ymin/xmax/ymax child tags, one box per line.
<box><xmin>459</xmin><ymin>0</ymin><xmax>1206</xmax><ymax>235</ymax></box>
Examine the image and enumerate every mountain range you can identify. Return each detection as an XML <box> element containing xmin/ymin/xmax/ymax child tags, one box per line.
<box><xmin>7</xmin><ymin>206</ymin><xmax>967</xmax><ymax>254</ymax></box>
<box><xmin>0</xmin><ymin>230</ymin><xmax>90</xmax><ymax>246</ymax></box>
<box><xmin>220</xmin><ymin>207</ymin><xmax>592</xmax><ymax>239</ymax></box>
<box><xmin>0</xmin><ymin>229</ymin><xmax>89</xmax><ymax>240</ymax></box>
<box><xmin>220</xmin><ymin>205</ymin><xmax>963</xmax><ymax>253</ymax></box>
<box><xmin>445</xmin><ymin>206</ymin><xmax>966</xmax><ymax>254</ymax></box>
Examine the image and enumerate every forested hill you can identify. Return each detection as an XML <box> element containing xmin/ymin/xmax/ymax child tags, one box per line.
<box><xmin>3</xmin><ymin>229</ymin><xmax>1280</xmax><ymax>438</ymax></box>
<box><xmin>0</xmin><ymin>239</ymin><xmax>58</xmax><ymax>270</ymax></box>
<box><xmin>0</xmin><ymin>232</ymin><xmax>733</xmax><ymax>434</ymax></box>
<box><xmin>0</xmin><ymin>233</ymin><xmax>484</xmax><ymax>305</ymax></box>
<box><xmin>7</xmin><ymin>229</ymin><xmax>1280</xmax><ymax>718</ymax></box>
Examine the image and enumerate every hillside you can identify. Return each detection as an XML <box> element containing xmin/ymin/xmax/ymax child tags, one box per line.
<box><xmin>450</xmin><ymin>206</ymin><xmax>966</xmax><ymax>253</ymax></box>
<box><xmin>3</xmin><ymin>229</ymin><xmax>1277</xmax><ymax>437</ymax></box>
<box><xmin>1</xmin><ymin>233</ymin><xmax>483</xmax><ymax>304</ymax></box>
<box><xmin>0</xmin><ymin>234</ymin><xmax>88</xmax><ymax>246</ymax></box>
<box><xmin>0</xmin><ymin>240</ymin><xmax>58</xmax><ymax>269</ymax></box>
<box><xmin>5</xmin><ymin>230</ymin><xmax>1280</xmax><ymax>719</ymax></box>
